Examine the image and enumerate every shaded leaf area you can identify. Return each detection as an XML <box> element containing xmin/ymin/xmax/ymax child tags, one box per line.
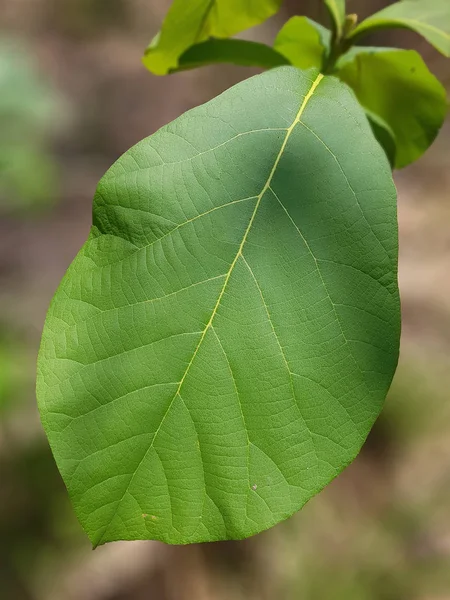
<box><xmin>143</xmin><ymin>0</ymin><xmax>283</xmax><ymax>75</ymax></box>
<box><xmin>350</xmin><ymin>0</ymin><xmax>450</xmax><ymax>57</ymax></box>
<box><xmin>366</xmin><ymin>111</ymin><xmax>396</xmax><ymax>169</ymax></box>
<box><xmin>175</xmin><ymin>39</ymin><xmax>289</xmax><ymax>72</ymax></box>
<box><xmin>274</xmin><ymin>17</ymin><xmax>331</xmax><ymax>70</ymax></box>
<box><xmin>337</xmin><ymin>48</ymin><xmax>448</xmax><ymax>169</ymax></box>
<box><xmin>38</xmin><ymin>67</ymin><xmax>400</xmax><ymax>546</ymax></box>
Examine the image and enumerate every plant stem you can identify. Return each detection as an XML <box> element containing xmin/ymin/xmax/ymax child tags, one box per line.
<box><xmin>323</xmin><ymin>13</ymin><xmax>358</xmax><ymax>74</ymax></box>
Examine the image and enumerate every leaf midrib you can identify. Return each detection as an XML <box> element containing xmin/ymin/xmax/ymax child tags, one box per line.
<box><xmin>93</xmin><ymin>73</ymin><xmax>324</xmax><ymax>547</ymax></box>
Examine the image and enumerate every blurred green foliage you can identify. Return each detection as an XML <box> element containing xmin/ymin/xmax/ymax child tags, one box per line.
<box><xmin>0</xmin><ymin>331</ymin><xmax>26</xmax><ymax>415</ymax></box>
<box><xmin>0</xmin><ymin>39</ymin><xmax>65</xmax><ymax>214</ymax></box>
<box><xmin>0</xmin><ymin>324</ymin><xmax>83</xmax><ymax>600</ymax></box>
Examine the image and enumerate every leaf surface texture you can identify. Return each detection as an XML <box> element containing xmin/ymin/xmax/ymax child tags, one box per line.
<box><xmin>38</xmin><ymin>68</ymin><xmax>400</xmax><ymax>546</ymax></box>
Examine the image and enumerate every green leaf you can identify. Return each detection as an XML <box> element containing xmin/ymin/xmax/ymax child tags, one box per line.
<box><xmin>274</xmin><ymin>16</ymin><xmax>331</xmax><ymax>70</ymax></box>
<box><xmin>324</xmin><ymin>0</ymin><xmax>346</xmax><ymax>37</ymax></box>
<box><xmin>174</xmin><ymin>39</ymin><xmax>288</xmax><ymax>72</ymax></box>
<box><xmin>349</xmin><ymin>0</ymin><xmax>450</xmax><ymax>57</ymax></box>
<box><xmin>37</xmin><ymin>67</ymin><xmax>400</xmax><ymax>546</ymax></box>
<box><xmin>366</xmin><ymin>110</ymin><xmax>397</xmax><ymax>169</ymax></box>
<box><xmin>337</xmin><ymin>48</ymin><xmax>448</xmax><ymax>169</ymax></box>
<box><xmin>143</xmin><ymin>0</ymin><xmax>283</xmax><ymax>75</ymax></box>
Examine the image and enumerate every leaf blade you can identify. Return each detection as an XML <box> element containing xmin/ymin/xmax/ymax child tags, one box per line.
<box><xmin>324</xmin><ymin>0</ymin><xmax>346</xmax><ymax>37</ymax></box>
<box><xmin>143</xmin><ymin>0</ymin><xmax>283</xmax><ymax>75</ymax></box>
<box><xmin>337</xmin><ymin>48</ymin><xmax>448</xmax><ymax>168</ymax></box>
<box><xmin>350</xmin><ymin>0</ymin><xmax>450</xmax><ymax>57</ymax></box>
<box><xmin>274</xmin><ymin>16</ymin><xmax>331</xmax><ymax>70</ymax></box>
<box><xmin>365</xmin><ymin>109</ymin><xmax>397</xmax><ymax>168</ymax></box>
<box><xmin>37</xmin><ymin>67</ymin><xmax>400</xmax><ymax>545</ymax></box>
<box><xmin>174</xmin><ymin>38</ymin><xmax>289</xmax><ymax>71</ymax></box>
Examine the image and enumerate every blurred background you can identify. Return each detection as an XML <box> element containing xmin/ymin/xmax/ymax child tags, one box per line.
<box><xmin>0</xmin><ymin>1</ymin><xmax>449</xmax><ymax>598</ymax></box>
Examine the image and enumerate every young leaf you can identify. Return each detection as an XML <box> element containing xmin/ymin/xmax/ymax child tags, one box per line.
<box><xmin>337</xmin><ymin>48</ymin><xmax>448</xmax><ymax>169</ymax></box>
<box><xmin>143</xmin><ymin>0</ymin><xmax>283</xmax><ymax>75</ymax></box>
<box><xmin>37</xmin><ymin>67</ymin><xmax>400</xmax><ymax>547</ymax></box>
<box><xmin>324</xmin><ymin>0</ymin><xmax>346</xmax><ymax>38</ymax></box>
<box><xmin>349</xmin><ymin>0</ymin><xmax>450</xmax><ymax>57</ymax></box>
<box><xmin>174</xmin><ymin>39</ymin><xmax>289</xmax><ymax>72</ymax></box>
<box><xmin>274</xmin><ymin>16</ymin><xmax>331</xmax><ymax>70</ymax></box>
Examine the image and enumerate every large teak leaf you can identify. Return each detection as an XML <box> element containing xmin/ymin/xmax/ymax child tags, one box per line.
<box><xmin>350</xmin><ymin>0</ymin><xmax>450</xmax><ymax>57</ymax></box>
<box><xmin>37</xmin><ymin>67</ymin><xmax>400</xmax><ymax>546</ymax></box>
<box><xmin>143</xmin><ymin>0</ymin><xmax>283</xmax><ymax>75</ymax></box>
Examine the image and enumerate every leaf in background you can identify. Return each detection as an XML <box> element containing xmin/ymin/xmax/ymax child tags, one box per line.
<box><xmin>0</xmin><ymin>38</ymin><xmax>64</xmax><ymax>213</ymax></box>
<box><xmin>0</xmin><ymin>146</ymin><xmax>57</xmax><ymax>212</ymax></box>
<box><xmin>324</xmin><ymin>0</ymin><xmax>346</xmax><ymax>38</ymax></box>
<box><xmin>274</xmin><ymin>16</ymin><xmax>331</xmax><ymax>70</ymax></box>
<box><xmin>349</xmin><ymin>0</ymin><xmax>450</xmax><ymax>57</ymax></box>
<box><xmin>337</xmin><ymin>48</ymin><xmax>448</xmax><ymax>169</ymax></box>
<box><xmin>175</xmin><ymin>39</ymin><xmax>289</xmax><ymax>72</ymax></box>
<box><xmin>143</xmin><ymin>0</ymin><xmax>283</xmax><ymax>75</ymax></box>
<box><xmin>366</xmin><ymin>110</ymin><xmax>397</xmax><ymax>169</ymax></box>
<box><xmin>37</xmin><ymin>67</ymin><xmax>400</xmax><ymax>546</ymax></box>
